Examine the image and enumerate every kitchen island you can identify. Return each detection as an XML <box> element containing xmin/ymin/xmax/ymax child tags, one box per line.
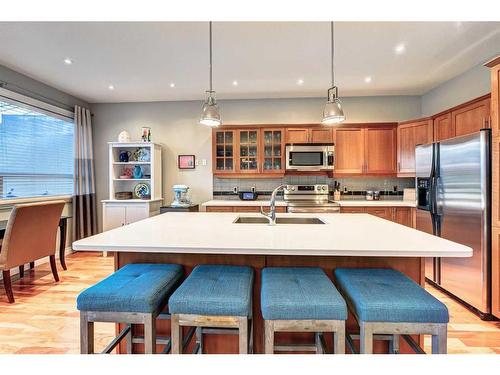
<box><xmin>73</xmin><ymin>212</ymin><xmax>471</xmax><ymax>354</ymax></box>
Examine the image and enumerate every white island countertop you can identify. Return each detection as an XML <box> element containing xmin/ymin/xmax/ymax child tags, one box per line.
<box><xmin>73</xmin><ymin>212</ymin><xmax>471</xmax><ymax>258</ymax></box>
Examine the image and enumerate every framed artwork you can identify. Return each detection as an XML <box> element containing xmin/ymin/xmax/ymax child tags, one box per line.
<box><xmin>178</xmin><ymin>154</ymin><xmax>196</xmax><ymax>169</ymax></box>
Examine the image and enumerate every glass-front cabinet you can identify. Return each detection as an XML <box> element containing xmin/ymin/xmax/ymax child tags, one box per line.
<box><xmin>212</xmin><ymin>127</ymin><xmax>285</xmax><ymax>176</ymax></box>
<box><xmin>236</xmin><ymin>129</ymin><xmax>259</xmax><ymax>173</ymax></box>
<box><xmin>261</xmin><ymin>128</ymin><xmax>284</xmax><ymax>174</ymax></box>
<box><xmin>214</xmin><ymin>130</ymin><xmax>235</xmax><ymax>173</ymax></box>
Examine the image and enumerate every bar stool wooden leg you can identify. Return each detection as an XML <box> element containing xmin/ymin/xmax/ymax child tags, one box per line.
<box><xmin>80</xmin><ymin>312</ymin><xmax>94</xmax><ymax>354</ymax></box>
<box><xmin>19</xmin><ymin>265</ymin><xmax>24</xmax><ymax>278</ymax></box>
<box><xmin>126</xmin><ymin>324</ymin><xmax>133</xmax><ymax>354</ymax></box>
<box><xmin>389</xmin><ymin>334</ymin><xmax>400</xmax><ymax>354</ymax></box>
<box><xmin>315</xmin><ymin>333</ymin><xmax>323</xmax><ymax>354</ymax></box>
<box><xmin>196</xmin><ymin>326</ymin><xmax>203</xmax><ymax>354</ymax></box>
<box><xmin>360</xmin><ymin>322</ymin><xmax>373</xmax><ymax>354</ymax></box>
<box><xmin>144</xmin><ymin>314</ymin><xmax>156</xmax><ymax>354</ymax></box>
<box><xmin>264</xmin><ymin>320</ymin><xmax>274</xmax><ymax>354</ymax></box>
<box><xmin>238</xmin><ymin>317</ymin><xmax>248</xmax><ymax>354</ymax></box>
<box><xmin>334</xmin><ymin>323</ymin><xmax>346</xmax><ymax>354</ymax></box>
<box><xmin>171</xmin><ymin>314</ymin><xmax>182</xmax><ymax>354</ymax></box>
<box><xmin>432</xmin><ymin>324</ymin><xmax>447</xmax><ymax>354</ymax></box>
<box><xmin>30</xmin><ymin>261</ymin><xmax>35</xmax><ymax>270</ymax></box>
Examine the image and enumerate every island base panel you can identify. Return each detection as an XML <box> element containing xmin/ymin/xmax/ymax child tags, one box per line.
<box><xmin>114</xmin><ymin>252</ymin><xmax>424</xmax><ymax>354</ymax></box>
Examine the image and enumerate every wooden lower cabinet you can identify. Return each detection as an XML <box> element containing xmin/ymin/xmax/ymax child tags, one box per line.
<box><xmin>364</xmin><ymin>207</ymin><xmax>393</xmax><ymax>221</ymax></box>
<box><xmin>340</xmin><ymin>206</ymin><xmax>414</xmax><ymax>227</ymax></box>
<box><xmin>394</xmin><ymin>207</ymin><xmax>414</xmax><ymax>227</ymax></box>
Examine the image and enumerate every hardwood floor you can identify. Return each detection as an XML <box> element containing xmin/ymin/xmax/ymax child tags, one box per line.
<box><xmin>0</xmin><ymin>251</ymin><xmax>498</xmax><ymax>354</ymax></box>
<box><xmin>0</xmin><ymin>252</ymin><xmax>115</xmax><ymax>354</ymax></box>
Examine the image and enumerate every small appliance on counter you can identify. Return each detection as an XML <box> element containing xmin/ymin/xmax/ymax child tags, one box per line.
<box><xmin>171</xmin><ymin>184</ymin><xmax>191</xmax><ymax>207</ymax></box>
<box><xmin>238</xmin><ymin>191</ymin><xmax>258</xmax><ymax>201</ymax></box>
<box><xmin>366</xmin><ymin>190</ymin><xmax>380</xmax><ymax>201</ymax></box>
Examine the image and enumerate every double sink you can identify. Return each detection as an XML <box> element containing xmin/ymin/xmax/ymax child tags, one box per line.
<box><xmin>233</xmin><ymin>217</ymin><xmax>325</xmax><ymax>225</ymax></box>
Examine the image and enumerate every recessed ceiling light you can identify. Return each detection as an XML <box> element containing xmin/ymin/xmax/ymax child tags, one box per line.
<box><xmin>394</xmin><ymin>43</ymin><xmax>406</xmax><ymax>55</ymax></box>
<box><xmin>297</xmin><ymin>79</ymin><xmax>304</xmax><ymax>86</ymax></box>
<box><xmin>108</xmin><ymin>84</ymin><xmax>115</xmax><ymax>91</ymax></box>
<box><xmin>63</xmin><ymin>58</ymin><xmax>73</xmax><ymax>65</ymax></box>
<box><xmin>232</xmin><ymin>80</ymin><xmax>238</xmax><ymax>86</ymax></box>
<box><xmin>364</xmin><ymin>76</ymin><xmax>372</xmax><ymax>83</ymax></box>
<box><xmin>169</xmin><ymin>83</ymin><xmax>175</xmax><ymax>88</ymax></box>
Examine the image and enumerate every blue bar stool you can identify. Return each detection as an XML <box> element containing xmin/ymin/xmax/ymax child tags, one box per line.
<box><xmin>169</xmin><ymin>265</ymin><xmax>254</xmax><ymax>354</ymax></box>
<box><xmin>77</xmin><ymin>263</ymin><xmax>183</xmax><ymax>354</ymax></box>
<box><xmin>334</xmin><ymin>268</ymin><xmax>449</xmax><ymax>354</ymax></box>
<box><xmin>261</xmin><ymin>267</ymin><xmax>348</xmax><ymax>354</ymax></box>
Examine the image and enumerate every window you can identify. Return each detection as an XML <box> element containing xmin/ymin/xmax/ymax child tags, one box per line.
<box><xmin>0</xmin><ymin>99</ymin><xmax>74</xmax><ymax>200</ymax></box>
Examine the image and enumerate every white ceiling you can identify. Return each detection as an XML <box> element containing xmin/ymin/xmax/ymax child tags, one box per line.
<box><xmin>0</xmin><ymin>22</ymin><xmax>499</xmax><ymax>103</ymax></box>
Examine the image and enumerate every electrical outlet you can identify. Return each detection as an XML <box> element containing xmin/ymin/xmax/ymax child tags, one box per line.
<box><xmin>233</xmin><ymin>186</ymin><xmax>238</xmax><ymax>194</ymax></box>
<box><xmin>202</xmin><ymin>159</ymin><xmax>207</xmax><ymax>166</ymax></box>
<box><xmin>195</xmin><ymin>159</ymin><xmax>199</xmax><ymax>166</ymax></box>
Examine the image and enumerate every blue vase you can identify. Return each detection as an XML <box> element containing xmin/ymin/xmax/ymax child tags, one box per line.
<box><xmin>119</xmin><ymin>150</ymin><xmax>131</xmax><ymax>162</ymax></box>
<box><xmin>133</xmin><ymin>165</ymin><xmax>143</xmax><ymax>179</ymax></box>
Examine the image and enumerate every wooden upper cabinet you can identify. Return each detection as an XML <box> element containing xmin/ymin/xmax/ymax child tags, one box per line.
<box><xmin>235</xmin><ymin>129</ymin><xmax>260</xmax><ymax>174</ymax></box>
<box><xmin>285</xmin><ymin>127</ymin><xmax>333</xmax><ymax>144</ymax></box>
<box><xmin>397</xmin><ymin>119</ymin><xmax>433</xmax><ymax>177</ymax></box>
<box><xmin>261</xmin><ymin>128</ymin><xmax>285</xmax><ymax>174</ymax></box>
<box><xmin>310</xmin><ymin>128</ymin><xmax>333</xmax><ymax>143</ymax></box>
<box><xmin>334</xmin><ymin>126</ymin><xmax>396</xmax><ymax>176</ymax></box>
<box><xmin>213</xmin><ymin>129</ymin><xmax>235</xmax><ymax>174</ymax></box>
<box><xmin>433</xmin><ymin>112</ymin><xmax>454</xmax><ymax>141</ymax></box>
<box><xmin>285</xmin><ymin>128</ymin><xmax>309</xmax><ymax>144</ymax></box>
<box><xmin>364</xmin><ymin>127</ymin><xmax>397</xmax><ymax>174</ymax></box>
<box><xmin>451</xmin><ymin>98</ymin><xmax>490</xmax><ymax>137</ymax></box>
<box><xmin>488</xmin><ymin>58</ymin><xmax>500</xmax><ymax>139</ymax></box>
<box><xmin>334</xmin><ymin>128</ymin><xmax>365</xmax><ymax>174</ymax></box>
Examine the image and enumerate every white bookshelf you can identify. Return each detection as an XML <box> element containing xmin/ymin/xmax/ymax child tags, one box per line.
<box><xmin>107</xmin><ymin>142</ymin><xmax>162</xmax><ymax>201</ymax></box>
<box><xmin>102</xmin><ymin>142</ymin><xmax>163</xmax><ymax>232</ymax></box>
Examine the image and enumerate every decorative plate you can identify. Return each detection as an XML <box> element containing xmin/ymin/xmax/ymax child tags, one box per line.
<box><xmin>134</xmin><ymin>182</ymin><xmax>150</xmax><ymax>199</ymax></box>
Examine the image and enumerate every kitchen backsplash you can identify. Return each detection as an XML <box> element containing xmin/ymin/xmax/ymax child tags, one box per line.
<box><xmin>213</xmin><ymin>176</ymin><xmax>415</xmax><ymax>196</ymax></box>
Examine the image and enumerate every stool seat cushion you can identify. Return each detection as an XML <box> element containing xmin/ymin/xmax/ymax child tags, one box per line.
<box><xmin>168</xmin><ymin>265</ymin><xmax>254</xmax><ymax>317</ymax></box>
<box><xmin>261</xmin><ymin>267</ymin><xmax>347</xmax><ymax>321</ymax></box>
<box><xmin>334</xmin><ymin>268</ymin><xmax>449</xmax><ymax>323</ymax></box>
<box><xmin>77</xmin><ymin>263</ymin><xmax>183</xmax><ymax>313</ymax></box>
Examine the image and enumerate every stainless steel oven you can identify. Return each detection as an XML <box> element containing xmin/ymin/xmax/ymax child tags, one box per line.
<box><xmin>284</xmin><ymin>184</ymin><xmax>340</xmax><ymax>213</ymax></box>
<box><xmin>285</xmin><ymin>145</ymin><xmax>334</xmax><ymax>171</ymax></box>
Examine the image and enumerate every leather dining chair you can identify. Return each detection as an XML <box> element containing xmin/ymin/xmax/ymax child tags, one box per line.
<box><xmin>0</xmin><ymin>201</ymin><xmax>65</xmax><ymax>303</ymax></box>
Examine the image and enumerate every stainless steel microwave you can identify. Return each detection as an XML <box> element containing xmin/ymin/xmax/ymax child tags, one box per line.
<box><xmin>285</xmin><ymin>145</ymin><xmax>334</xmax><ymax>171</ymax></box>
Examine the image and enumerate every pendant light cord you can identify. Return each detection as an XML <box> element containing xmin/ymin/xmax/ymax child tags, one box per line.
<box><xmin>331</xmin><ymin>21</ymin><xmax>335</xmax><ymax>88</ymax></box>
<box><xmin>209</xmin><ymin>21</ymin><xmax>213</xmax><ymax>92</ymax></box>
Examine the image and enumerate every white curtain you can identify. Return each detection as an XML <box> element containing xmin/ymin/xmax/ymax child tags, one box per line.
<box><xmin>73</xmin><ymin>106</ymin><xmax>97</xmax><ymax>241</ymax></box>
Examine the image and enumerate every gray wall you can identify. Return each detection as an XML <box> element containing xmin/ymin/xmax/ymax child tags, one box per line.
<box><xmin>91</xmin><ymin>95</ymin><xmax>421</xmax><ymax>230</ymax></box>
<box><xmin>421</xmin><ymin>63</ymin><xmax>491</xmax><ymax>116</ymax></box>
<box><xmin>0</xmin><ymin>64</ymin><xmax>89</xmax><ymax>109</ymax></box>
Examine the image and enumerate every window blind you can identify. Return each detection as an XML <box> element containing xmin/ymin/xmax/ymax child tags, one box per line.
<box><xmin>0</xmin><ymin>100</ymin><xmax>74</xmax><ymax>199</ymax></box>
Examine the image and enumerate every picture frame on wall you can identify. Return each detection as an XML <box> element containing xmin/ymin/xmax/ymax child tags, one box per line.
<box><xmin>178</xmin><ymin>154</ymin><xmax>196</xmax><ymax>169</ymax></box>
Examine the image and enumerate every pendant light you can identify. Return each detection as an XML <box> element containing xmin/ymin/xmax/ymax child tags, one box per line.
<box><xmin>200</xmin><ymin>21</ymin><xmax>222</xmax><ymax>126</ymax></box>
<box><xmin>322</xmin><ymin>21</ymin><xmax>345</xmax><ymax>125</ymax></box>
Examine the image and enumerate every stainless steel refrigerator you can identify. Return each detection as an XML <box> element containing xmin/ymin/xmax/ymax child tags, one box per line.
<box><xmin>416</xmin><ymin>129</ymin><xmax>491</xmax><ymax>317</ymax></box>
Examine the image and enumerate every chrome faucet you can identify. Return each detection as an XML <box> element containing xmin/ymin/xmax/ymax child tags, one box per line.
<box><xmin>260</xmin><ymin>184</ymin><xmax>286</xmax><ymax>225</ymax></box>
